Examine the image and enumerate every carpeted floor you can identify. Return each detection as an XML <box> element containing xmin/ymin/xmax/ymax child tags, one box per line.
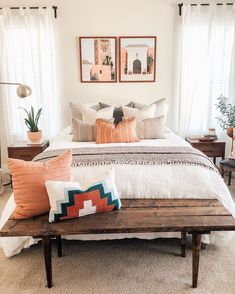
<box><xmin>0</xmin><ymin>176</ymin><xmax>235</xmax><ymax>294</ymax></box>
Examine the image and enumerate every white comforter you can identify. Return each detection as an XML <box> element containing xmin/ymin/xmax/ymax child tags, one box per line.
<box><xmin>1</xmin><ymin>127</ymin><xmax>235</xmax><ymax>257</ymax></box>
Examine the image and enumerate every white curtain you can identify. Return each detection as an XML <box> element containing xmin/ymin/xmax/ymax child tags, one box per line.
<box><xmin>0</xmin><ymin>7</ymin><xmax>60</xmax><ymax>168</ymax></box>
<box><xmin>174</xmin><ymin>4</ymin><xmax>235</xmax><ymax>139</ymax></box>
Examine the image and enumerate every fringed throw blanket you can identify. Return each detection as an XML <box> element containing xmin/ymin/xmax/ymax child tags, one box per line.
<box><xmin>33</xmin><ymin>146</ymin><xmax>219</xmax><ymax>174</ymax></box>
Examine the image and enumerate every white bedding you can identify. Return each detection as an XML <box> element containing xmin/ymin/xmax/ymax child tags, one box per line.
<box><xmin>1</xmin><ymin>127</ymin><xmax>235</xmax><ymax>257</ymax></box>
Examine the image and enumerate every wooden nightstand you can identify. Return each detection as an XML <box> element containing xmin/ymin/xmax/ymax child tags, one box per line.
<box><xmin>8</xmin><ymin>140</ymin><xmax>49</xmax><ymax>161</ymax></box>
<box><xmin>185</xmin><ymin>138</ymin><xmax>225</xmax><ymax>164</ymax></box>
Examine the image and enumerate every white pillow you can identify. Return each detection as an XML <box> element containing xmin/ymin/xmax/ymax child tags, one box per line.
<box><xmin>69</xmin><ymin>102</ymin><xmax>100</xmax><ymax>120</ymax></box>
<box><xmin>155</xmin><ymin>101</ymin><xmax>168</xmax><ymax>118</ymax></box>
<box><xmin>122</xmin><ymin>104</ymin><xmax>156</xmax><ymax>121</ymax></box>
<box><xmin>81</xmin><ymin>105</ymin><xmax>115</xmax><ymax>124</ymax></box>
<box><xmin>45</xmin><ymin>168</ymin><xmax>121</xmax><ymax>223</ymax></box>
<box><xmin>132</xmin><ymin>98</ymin><xmax>168</xmax><ymax>121</ymax></box>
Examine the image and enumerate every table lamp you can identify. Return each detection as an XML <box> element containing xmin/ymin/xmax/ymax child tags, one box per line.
<box><xmin>0</xmin><ymin>82</ymin><xmax>32</xmax><ymax>195</ymax></box>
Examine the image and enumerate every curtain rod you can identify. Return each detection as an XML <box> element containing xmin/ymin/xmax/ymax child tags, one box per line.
<box><xmin>178</xmin><ymin>3</ymin><xmax>234</xmax><ymax>16</ymax></box>
<box><xmin>0</xmin><ymin>6</ymin><xmax>57</xmax><ymax>18</ymax></box>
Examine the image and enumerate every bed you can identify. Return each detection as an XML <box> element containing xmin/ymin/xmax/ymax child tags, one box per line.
<box><xmin>1</xmin><ymin>126</ymin><xmax>235</xmax><ymax>257</ymax></box>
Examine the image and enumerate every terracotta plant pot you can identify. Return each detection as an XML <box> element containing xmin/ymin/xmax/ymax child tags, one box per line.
<box><xmin>227</xmin><ymin>127</ymin><xmax>234</xmax><ymax>138</ymax></box>
<box><xmin>27</xmin><ymin>131</ymin><xmax>42</xmax><ymax>143</ymax></box>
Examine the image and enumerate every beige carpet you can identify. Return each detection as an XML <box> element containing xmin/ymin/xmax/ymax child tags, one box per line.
<box><xmin>0</xmin><ymin>177</ymin><xmax>235</xmax><ymax>294</ymax></box>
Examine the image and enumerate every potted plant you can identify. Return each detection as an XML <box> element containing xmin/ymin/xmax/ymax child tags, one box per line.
<box><xmin>20</xmin><ymin>106</ymin><xmax>42</xmax><ymax>143</ymax></box>
<box><xmin>215</xmin><ymin>95</ymin><xmax>235</xmax><ymax>138</ymax></box>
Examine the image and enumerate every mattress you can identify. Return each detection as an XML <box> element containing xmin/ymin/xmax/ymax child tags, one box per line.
<box><xmin>1</xmin><ymin>127</ymin><xmax>235</xmax><ymax>257</ymax></box>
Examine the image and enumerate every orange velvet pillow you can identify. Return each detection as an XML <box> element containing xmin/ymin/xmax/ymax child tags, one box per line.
<box><xmin>96</xmin><ymin>117</ymin><xmax>139</xmax><ymax>144</ymax></box>
<box><xmin>8</xmin><ymin>150</ymin><xmax>72</xmax><ymax>219</ymax></box>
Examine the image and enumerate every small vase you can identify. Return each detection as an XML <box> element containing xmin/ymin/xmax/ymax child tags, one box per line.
<box><xmin>27</xmin><ymin>131</ymin><xmax>42</xmax><ymax>143</ymax></box>
<box><xmin>227</xmin><ymin>127</ymin><xmax>234</xmax><ymax>138</ymax></box>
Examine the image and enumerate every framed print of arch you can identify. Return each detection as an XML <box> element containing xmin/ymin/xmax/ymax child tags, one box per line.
<box><xmin>119</xmin><ymin>36</ymin><xmax>157</xmax><ymax>83</ymax></box>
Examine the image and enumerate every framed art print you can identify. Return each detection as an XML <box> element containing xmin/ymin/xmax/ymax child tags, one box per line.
<box><xmin>79</xmin><ymin>37</ymin><xmax>117</xmax><ymax>83</ymax></box>
<box><xmin>119</xmin><ymin>36</ymin><xmax>157</xmax><ymax>82</ymax></box>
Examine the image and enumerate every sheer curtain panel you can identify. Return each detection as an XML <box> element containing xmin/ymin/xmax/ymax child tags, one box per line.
<box><xmin>174</xmin><ymin>4</ymin><xmax>235</xmax><ymax>138</ymax></box>
<box><xmin>0</xmin><ymin>7</ymin><xmax>60</xmax><ymax>168</ymax></box>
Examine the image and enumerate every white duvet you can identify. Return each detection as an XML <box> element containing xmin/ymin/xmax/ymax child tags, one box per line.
<box><xmin>1</xmin><ymin>127</ymin><xmax>235</xmax><ymax>257</ymax></box>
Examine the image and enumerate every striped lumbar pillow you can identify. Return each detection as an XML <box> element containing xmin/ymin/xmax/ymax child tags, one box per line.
<box><xmin>72</xmin><ymin>118</ymin><xmax>96</xmax><ymax>142</ymax></box>
<box><xmin>136</xmin><ymin>116</ymin><xmax>165</xmax><ymax>139</ymax></box>
<box><xmin>46</xmin><ymin>168</ymin><xmax>121</xmax><ymax>222</ymax></box>
<box><xmin>96</xmin><ymin>117</ymin><xmax>139</xmax><ymax>144</ymax></box>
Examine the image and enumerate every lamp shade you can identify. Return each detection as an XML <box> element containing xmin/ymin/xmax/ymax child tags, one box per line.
<box><xmin>17</xmin><ymin>84</ymin><xmax>32</xmax><ymax>98</ymax></box>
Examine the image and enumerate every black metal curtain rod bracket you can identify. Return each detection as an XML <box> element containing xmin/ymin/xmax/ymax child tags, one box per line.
<box><xmin>178</xmin><ymin>2</ymin><xmax>234</xmax><ymax>16</ymax></box>
<box><xmin>0</xmin><ymin>6</ymin><xmax>57</xmax><ymax>18</ymax></box>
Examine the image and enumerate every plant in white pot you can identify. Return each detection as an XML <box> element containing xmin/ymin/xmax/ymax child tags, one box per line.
<box><xmin>20</xmin><ymin>106</ymin><xmax>42</xmax><ymax>143</ymax></box>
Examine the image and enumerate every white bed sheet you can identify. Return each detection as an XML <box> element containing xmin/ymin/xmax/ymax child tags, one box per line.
<box><xmin>1</xmin><ymin>127</ymin><xmax>235</xmax><ymax>257</ymax></box>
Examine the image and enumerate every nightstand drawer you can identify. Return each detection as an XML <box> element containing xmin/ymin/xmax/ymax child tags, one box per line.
<box><xmin>8</xmin><ymin>149</ymin><xmax>38</xmax><ymax>161</ymax></box>
<box><xmin>196</xmin><ymin>145</ymin><xmax>223</xmax><ymax>157</ymax></box>
<box><xmin>186</xmin><ymin>138</ymin><xmax>225</xmax><ymax>165</ymax></box>
<box><xmin>8</xmin><ymin>140</ymin><xmax>49</xmax><ymax>162</ymax></box>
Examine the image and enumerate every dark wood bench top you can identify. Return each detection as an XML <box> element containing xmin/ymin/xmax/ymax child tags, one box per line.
<box><xmin>1</xmin><ymin>199</ymin><xmax>235</xmax><ymax>237</ymax></box>
<box><xmin>1</xmin><ymin>198</ymin><xmax>235</xmax><ymax>289</ymax></box>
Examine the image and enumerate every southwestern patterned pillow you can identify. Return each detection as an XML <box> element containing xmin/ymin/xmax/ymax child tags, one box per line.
<box><xmin>46</xmin><ymin>169</ymin><xmax>121</xmax><ymax>222</ymax></box>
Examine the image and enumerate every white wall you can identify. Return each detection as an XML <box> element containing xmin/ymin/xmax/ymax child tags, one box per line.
<box><xmin>0</xmin><ymin>0</ymin><xmax>177</xmax><ymax>129</ymax></box>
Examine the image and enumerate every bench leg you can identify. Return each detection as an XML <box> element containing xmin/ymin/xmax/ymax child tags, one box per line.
<box><xmin>56</xmin><ymin>235</ymin><xmax>62</xmax><ymax>257</ymax></box>
<box><xmin>181</xmin><ymin>231</ymin><xmax>187</xmax><ymax>258</ymax></box>
<box><xmin>192</xmin><ymin>232</ymin><xmax>201</xmax><ymax>288</ymax></box>
<box><xmin>42</xmin><ymin>236</ymin><xmax>53</xmax><ymax>288</ymax></box>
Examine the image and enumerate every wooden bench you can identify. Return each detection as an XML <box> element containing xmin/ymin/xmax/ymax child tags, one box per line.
<box><xmin>1</xmin><ymin>199</ymin><xmax>235</xmax><ymax>289</ymax></box>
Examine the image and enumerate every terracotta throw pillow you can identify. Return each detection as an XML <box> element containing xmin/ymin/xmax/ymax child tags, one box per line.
<box><xmin>8</xmin><ymin>150</ymin><xmax>72</xmax><ymax>219</ymax></box>
<box><xmin>96</xmin><ymin>117</ymin><xmax>139</xmax><ymax>144</ymax></box>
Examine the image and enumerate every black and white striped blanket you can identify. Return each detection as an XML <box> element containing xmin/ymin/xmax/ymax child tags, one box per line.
<box><xmin>33</xmin><ymin>146</ymin><xmax>219</xmax><ymax>174</ymax></box>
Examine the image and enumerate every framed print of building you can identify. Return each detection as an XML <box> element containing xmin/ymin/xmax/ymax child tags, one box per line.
<box><xmin>119</xmin><ymin>36</ymin><xmax>157</xmax><ymax>82</ymax></box>
<box><xmin>79</xmin><ymin>37</ymin><xmax>117</xmax><ymax>83</ymax></box>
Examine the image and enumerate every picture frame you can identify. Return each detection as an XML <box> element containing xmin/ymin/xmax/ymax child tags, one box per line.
<box><xmin>79</xmin><ymin>36</ymin><xmax>117</xmax><ymax>83</ymax></box>
<box><xmin>119</xmin><ymin>36</ymin><xmax>157</xmax><ymax>83</ymax></box>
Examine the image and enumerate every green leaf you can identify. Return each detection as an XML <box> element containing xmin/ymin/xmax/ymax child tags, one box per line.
<box><xmin>35</xmin><ymin>108</ymin><xmax>42</xmax><ymax>128</ymax></box>
<box><xmin>31</xmin><ymin>106</ymin><xmax>35</xmax><ymax>124</ymax></box>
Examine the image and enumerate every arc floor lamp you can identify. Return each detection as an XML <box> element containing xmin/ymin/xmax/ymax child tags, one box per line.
<box><xmin>0</xmin><ymin>82</ymin><xmax>32</xmax><ymax>195</ymax></box>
